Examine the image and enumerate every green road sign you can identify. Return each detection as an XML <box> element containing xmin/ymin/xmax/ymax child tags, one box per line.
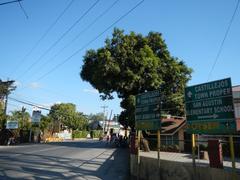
<box><xmin>135</xmin><ymin>119</ymin><xmax>161</xmax><ymax>130</ymax></box>
<box><xmin>185</xmin><ymin>78</ymin><xmax>236</xmax><ymax>134</ymax></box>
<box><xmin>135</xmin><ymin>89</ymin><xmax>161</xmax><ymax>130</ymax></box>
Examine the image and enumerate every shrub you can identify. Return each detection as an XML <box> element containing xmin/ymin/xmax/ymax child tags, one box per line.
<box><xmin>72</xmin><ymin>130</ymin><xmax>88</xmax><ymax>138</ymax></box>
<box><xmin>91</xmin><ymin>130</ymin><xmax>103</xmax><ymax>138</ymax></box>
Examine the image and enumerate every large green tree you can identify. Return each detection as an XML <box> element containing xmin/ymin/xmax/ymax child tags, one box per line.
<box><xmin>49</xmin><ymin>103</ymin><xmax>88</xmax><ymax>131</ymax></box>
<box><xmin>80</xmin><ymin>28</ymin><xmax>192</xmax><ymax>128</ymax></box>
<box><xmin>40</xmin><ymin>115</ymin><xmax>52</xmax><ymax>132</ymax></box>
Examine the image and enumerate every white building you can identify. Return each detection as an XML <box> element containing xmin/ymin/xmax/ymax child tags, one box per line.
<box><xmin>233</xmin><ymin>85</ymin><xmax>240</xmax><ymax>130</ymax></box>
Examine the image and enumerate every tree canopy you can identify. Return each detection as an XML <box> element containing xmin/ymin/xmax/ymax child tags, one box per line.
<box><xmin>49</xmin><ymin>103</ymin><xmax>88</xmax><ymax>131</ymax></box>
<box><xmin>9</xmin><ymin>109</ymin><xmax>31</xmax><ymax>129</ymax></box>
<box><xmin>0</xmin><ymin>79</ymin><xmax>16</xmax><ymax>128</ymax></box>
<box><xmin>0</xmin><ymin>80</ymin><xmax>16</xmax><ymax>100</ymax></box>
<box><xmin>80</xmin><ymin>28</ymin><xmax>192</xmax><ymax>128</ymax></box>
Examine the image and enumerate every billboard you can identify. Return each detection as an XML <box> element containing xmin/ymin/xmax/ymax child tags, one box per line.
<box><xmin>31</xmin><ymin>110</ymin><xmax>41</xmax><ymax>123</ymax></box>
<box><xmin>185</xmin><ymin>78</ymin><xmax>236</xmax><ymax>134</ymax></box>
<box><xmin>6</xmin><ymin>121</ymin><xmax>18</xmax><ymax>129</ymax></box>
<box><xmin>135</xmin><ymin>89</ymin><xmax>161</xmax><ymax>130</ymax></box>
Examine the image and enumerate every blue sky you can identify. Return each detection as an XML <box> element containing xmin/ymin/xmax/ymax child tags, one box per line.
<box><xmin>0</xmin><ymin>0</ymin><xmax>240</xmax><ymax>116</ymax></box>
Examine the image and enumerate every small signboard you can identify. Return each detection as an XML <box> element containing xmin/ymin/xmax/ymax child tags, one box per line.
<box><xmin>135</xmin><ymin>89</ymin><xmax>161</xmax><ymax>130</ymax></box>
<box><xmin>6</xmin><ymin>120</ymin><xmax>18</xmax><ymax>129</ymax></box>
<box><xmin>31</xmin><ymin>110</ymin><xmax>41</xmax><ymax>123</ymax></box>
<box><xmin>185</xmin><ymin>78</ymin><xmax>236</xmax><ymax>134</ymax></box>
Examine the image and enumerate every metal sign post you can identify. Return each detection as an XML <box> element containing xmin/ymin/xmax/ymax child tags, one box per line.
<box><xmin>192</xmin><ymin>134</ymin><xmax>196</xmax><ymax>168</ymax></box>
<box><xmin>137</xmin><ymin>130</ymin><xmax>141</xmax><ymax>180</ymax></box>
<box><xmin>157</xmin><ymin>129</ymin><xmax>161</xmax><ymax>179</ymax></box>
<box><xmin>229</xmin><ymin>135</ymin><xmax>237</xmax><ymax>180</ymax></box>
<box><xmin>192</xmin><ymin>134</ymin><xmax>196</xmax><ymax>173</ymax></box>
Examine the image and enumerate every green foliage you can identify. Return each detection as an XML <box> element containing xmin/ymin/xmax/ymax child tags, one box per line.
<box><xmin>49</xmin><ymin>103</ymin><xmax>88</xmax><ymax>131</ymax></box>
<box><xmin>72</xmin><ymin>130</ymin><xmax>88</xmax><ymax>138</ymax></box>
<box><xmin>0</xmin><ymin>80</ymin><xmax>16</xmax><ymax>127</ymax></box>
<box><xmin>9</xmin><ymin>110</ymin><xmax>31</xmax><ymax>130</ymax></box>
<box><xmin>0</xmin><ymin>103</ymin><xmax>5</xmax><ymax>129</ymax></box>
<box><xmin>91</xmin><ymin>130</ymin><xmax>103</xmax><ymax>138</ymax></box>
<box><xmin>0</xmin><ymin>80</ymin><xmax>16</xmax><ymax>99</ymax></box>
<box><xmin>80</xmin><ymin>28</ymin><xmax>192</xmax><ymax>128</ymax></box>
<box><xmin>40</xmin><ymin>115</ymin><xmax>52</xmax><ymax>132</ymax></box>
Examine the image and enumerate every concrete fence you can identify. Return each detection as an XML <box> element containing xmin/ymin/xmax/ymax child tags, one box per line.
<box><xmin>130</xmin><ymin>154</ymin><xmax>240</xmax><ymax>180</ymax></box>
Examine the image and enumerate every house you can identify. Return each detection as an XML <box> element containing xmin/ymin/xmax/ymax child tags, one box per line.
<box><xmin>160</xmin><ymin>116</ymin><xmax>186</xmax><ymax>152</ymax></box>
<box><xmin>233</xmin><ymin>85</ymin><xmax>240</xmax><ymax>130</ymax></box>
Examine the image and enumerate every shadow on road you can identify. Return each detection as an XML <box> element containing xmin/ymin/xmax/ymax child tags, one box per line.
<box><xmin>0</xmin><ymin>143</ymin><xmax>130</xmax><ymax>180</ymax></box>
<box><xmin>46</xmin><ymin>140</ymin><xmax>109</xmax><ymax>149</ymax></box>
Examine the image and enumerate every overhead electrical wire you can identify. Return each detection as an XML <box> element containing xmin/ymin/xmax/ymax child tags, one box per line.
<box><xmin>0</xmin><ymin>0</ymin><xmax>22</xmax><ymax>6</ymax></box>
<box><xmin>8</xmin><ymin>97</ymin><xmax>51</xmax><ymax>111</ymax></box>
<box><xmin>29</xmin><ymin>0</ymin><xmax>120</xmax><ymax>78</ymax></box>
<box><xmin>17</xmin><ymin>0</ymin><xmax>100</xmax><ymax>80</ymax></box>
<box><xmin>34</xmin><ymin>0</ymin><xmax>145</xmax><ymax>82</ymax></box>
<box><xmin>9</xmin><ymin>0</ymin><xmax>142</xmax><ymax>112</ymax></box>
<box><xmin>17</xmin><ymin>0</ymin><xmax>28</xmax><ymax>19</ymax></box>
<box><xmin>207</xmin><ymin>0</ymin><xmax>240</xmax><ymax>81</ymax></box>
<box><xmin>9</xmin><ymin>0</ymin><xmax>75</xmax><ymax>78</ymax></box>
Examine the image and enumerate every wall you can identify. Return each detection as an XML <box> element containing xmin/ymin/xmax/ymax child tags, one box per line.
<box><xmin>130</xmin><ymin>154</ymin><xmax>240</xmax><ymax>180</ymax></box>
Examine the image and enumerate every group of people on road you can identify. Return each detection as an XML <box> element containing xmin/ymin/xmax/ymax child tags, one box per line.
<box><xmin>105</xmin><ymin>133</ymin><xmax>128</xmax><ymax>148</ymax></box>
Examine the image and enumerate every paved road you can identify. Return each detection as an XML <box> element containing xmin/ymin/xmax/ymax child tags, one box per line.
<box><xmin>0</xmin><ymin>140</ymin><xmax>130</xmax><ymax>180</ymax></box>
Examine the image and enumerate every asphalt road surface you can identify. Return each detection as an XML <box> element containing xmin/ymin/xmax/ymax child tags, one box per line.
<box><xmin>0</xmin><ymin>140</ymin><xmax>130</xmax><ymax>180</ymax></box>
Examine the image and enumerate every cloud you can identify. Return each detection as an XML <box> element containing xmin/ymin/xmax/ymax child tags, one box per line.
<box><xmin>83</xmin><ymin>88</ymin><xmax>98</xmax><ymax>94</ymax></box>
<box><xmin>28</xmin><ymin>82</ymin><xmax>41</xmax><ymax>89</ymax></box>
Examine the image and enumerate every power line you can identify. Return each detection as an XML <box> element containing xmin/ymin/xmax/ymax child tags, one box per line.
<box><xmin>17</xmin><ymin>0</ymin><xmax>28</xmax><ymax>19</ymax></box>
<box><xmin>17</xmin><ymin>0</ymin><xmax>100</xmax><ymax>80</ymax></box>
<box><xmin>8</xmin><ymin>97</ymin><xmax>51</xmax><ymax>111</ymax></box>
<box><xmin>29</xmin><ymin>0</ymin><xmax>120</xmax><ymax>79</ymax></box>
<box><xmin>34</xmin><ymin>0</ymin><xmax>145</xmax><ymax>81</ymax></box>
<box><xmin>9</xmin><ymin>0</ymin><xmax>75</xmax><ymax>78</ymax></box>
<box><xmin>207</xmin><ymin>0</ymin><xmax>240</xmax><ymax>81</ymax></box>
<box><xmin>0</xmin><ymin>0</ymin><xmax>22</xmax><ymax>6</ymax></box>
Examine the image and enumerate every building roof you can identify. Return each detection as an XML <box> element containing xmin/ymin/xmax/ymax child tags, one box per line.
<box><xmin>161</xmin><ymin>117</ymin><xmax>186</xmax><ymax>135</ymax></box>
<box><xmin>233</xmin><ymin>85</ymin><xmax>240</xmax><ymax>92</ymax></box>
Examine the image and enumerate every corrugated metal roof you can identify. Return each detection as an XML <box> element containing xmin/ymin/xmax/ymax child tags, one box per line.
<box><xmin>161</xmin><ymin>117</ymin><xmax>186</xmax><ymax>135</ymax></box>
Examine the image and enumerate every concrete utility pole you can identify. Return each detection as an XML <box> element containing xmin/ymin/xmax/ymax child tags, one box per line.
<box><xmin>101</xmin><ymin>105</ymin><xmax>108</xmax><ymax>115</ymax></box>
<box><xmin>101</xmin><ymin>105</ymin><xmax>108</xmax><ymax>133</ymax></box>
<box><xmin>4</xmin><ymin>93</ymin><xmax>8</xmax><ymax>116</ymax></box>
<box><xmin>106</xmin><ymin>110</ymin><xmax>113</xmax><ymax>133</ymax></box>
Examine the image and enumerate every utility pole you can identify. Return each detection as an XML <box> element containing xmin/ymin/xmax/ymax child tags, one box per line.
<box><xmin>3</xmin><ymin>93</ymin><xmax>8</xmax><ymax>116</ymax></box>
<box><xmin>106</xmin><ymin>110</ymin><xmax>113</xmax><ymax>133</ymax></box>
<box><xmin>101</xmin><ymin>105</ymin><xmax>108</xmax><ymax>115</ymax></box>
<box><xmin>101</xmin><ymin>105</ymin><xmax>108</xmax><ymax>133</ymax></box>
<box><xmin>21</xmin><ymin>106</ymin><xmax>26</xmax><ymax>128</ymax></box>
